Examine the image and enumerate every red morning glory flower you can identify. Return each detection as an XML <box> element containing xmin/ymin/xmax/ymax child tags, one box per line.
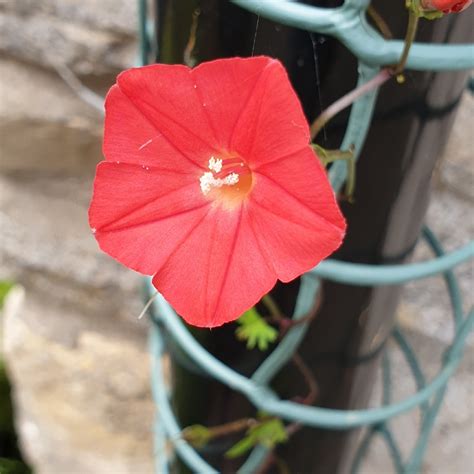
<box><xmin>89</xmin><ymin>56</ymin><xmax>345</xmax><ymax>328</ymax></box>
<box><xmin>421</xmin><ymin>0</ymin><xmax>472</xmax><ymax>12</ymax></box>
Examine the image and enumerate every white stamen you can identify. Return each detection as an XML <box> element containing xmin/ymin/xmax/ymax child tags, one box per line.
<box><xmin>200</xmin><ymin>172</ymin><xmax>214</xmax><ymax>195</ymax></box>
<box><xmin>224</xmin><ymin>173</ymin><xmax>239</xmax><ymax>185</ymax></box>
<box><xmin>200</xmin><ymin>171</ymin><xmax>239</xmax><ymax>195</ymax></box>
<box><xmin>200</xmin><ymin>157</ymin><xmax>241</xmax><ymax>195</ymax></box>
<box><xmin>208</xmin><ymin>157</ymin><xmax>222</xmax><ymax>173</ymax></box>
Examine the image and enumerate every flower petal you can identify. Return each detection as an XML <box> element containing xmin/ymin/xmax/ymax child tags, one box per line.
<box><xmin>152</xmin><ymin>205</ymin><xmax>276</xmax><ymax>328</ymax></box>
<box><xmin>103</xmin><ymin>85</ymin><xmax>203</xmax><ymax>172</ymax></box>
<box><xmin>191</xmin><ymin>56</ymin><xmax>273</xmax><ymax>150</ymax></box>
<box><xmin>91</xmin><ymin>57</ymin><xmax>347</xmax><ymax>329</ymax></box>
<box><xmin>116</xmin><ymin>64</ymin><xmax>221</xmax><ymax>167</ymax></box>
<box><xmin>89</xmin><ymin>162</ymin><xmax>209</xmax><ymax>275</ymax></box>
<box><xmin>230</xmin><ymin>59</ymin><xmax>310</xmax><ymax>167</ymax></box>
<box><xmin>248</xmin><ymin>147</ymin><xmax>346</xmax><ymax>281</ymax></box>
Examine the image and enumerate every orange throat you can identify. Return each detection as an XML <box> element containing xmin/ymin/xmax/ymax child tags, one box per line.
<box><xmin>200</xmin><ymin>155</ymin><xmax>254</xmax><ymax>209</ymax></box>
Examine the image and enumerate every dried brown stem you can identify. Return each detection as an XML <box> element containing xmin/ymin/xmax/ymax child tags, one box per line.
<box><xmin>310</xmin><ymin>6</ymin><xmax>419</xmax><ymax>139</ymax></box>
<box><xmin>367</xmin><ymin>5</ymin><xmax>393</xmax><ymax>39</ymax></box>
<box><xmin>182</xmin><ymin>417</ymin><xmax>257</xmax><ymax>443</ymax></box>
<box><xmin>183</xmin><ymin>8</ymin><xmax>200</xmax><ymax>66</ymax></box>
<box><xmin>208</xmin><ymin>418</ymin><xmax>257</xmax><ymax>438</ymax></box>
<box><xmin>256</xmin><ymin>452</ymin><xmax>291</xmax><ymax>474</ymax></box>
<box><xmin>292</xmin><ymin>352</ymin><xmax>318</xmax><ymax>406</ymax></box>
<box><xmin>310</xmin><ymin>68</ymin><xmax>391</xmax><ymax>139</ymax></box>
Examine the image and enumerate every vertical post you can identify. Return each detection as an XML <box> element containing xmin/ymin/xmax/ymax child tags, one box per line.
<box><xmin>153</xmin><ymin>0</ymin><xmax>472</xmax><ymax>472</ymax></box>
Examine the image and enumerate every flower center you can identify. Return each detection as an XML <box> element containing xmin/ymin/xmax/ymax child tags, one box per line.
<box><xmin>200</xmin><ymin>155</ymin><xmax>253</xmax><ymax>207</ymax></box>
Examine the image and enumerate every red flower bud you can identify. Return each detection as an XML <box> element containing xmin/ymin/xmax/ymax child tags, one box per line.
<box><xmin>421</xmin><ymin>0</ymin><xmax>472</xmax><ymax>13</ymax></box>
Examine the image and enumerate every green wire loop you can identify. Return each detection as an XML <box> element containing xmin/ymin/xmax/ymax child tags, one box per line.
<box><xmin>231</xmin><ymin>0</ymin><xmax>474</xmax><ymax>70</ymax></box>
<box><xmin>138</xmin><ymin>0</ymin><xmax>474</xmax><ymax>472</ymax></box>
<box><xmin>148</xmin><ymin>230</ymin><xmax>473</xmax><ymax>473</ymax></box>
<box><xmin>311</xmin><ymin>241</ymin><xmax>474</xmax><ymax>286</ymax></box>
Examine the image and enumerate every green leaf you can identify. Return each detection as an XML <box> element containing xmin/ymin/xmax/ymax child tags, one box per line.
<box><xmin>181</xmin><ymin>424</ymin><xmax>212</xmax><ymax>448</ymax></box>
<box><xmin>225</xmin><ymin>434</ymin><xmax>257</xmax><ymax>459</ymax></box>
<box><xmin>236</xmin><ymin>307</ymin><xmax>278</xmax><ymax>351</ymax></box>
<box><xmin>0</xmin><ymin>458</ymin><xmax>31</xmax><ymax>474</ymax></box>
<box><xmin>0</xmin><ymin>281</ymin><xmax>14</xmax><ymax>309</ymax></box>
<box><xmin>225</xmin><ymin>416</ymin><xmax>287</xmax><ymax>459</ymax></box>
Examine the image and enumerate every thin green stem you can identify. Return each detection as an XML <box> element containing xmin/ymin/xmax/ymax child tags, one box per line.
<box><xmin>261</xmin><ymin>294</ymin><xmax>283</xmax><ymax>320</ymax></box>
<box><xmin>312</xmin><ymin>145</ymin><xmax>354</xmax><ymax>167</ymax></box>
<box><xmin>312</xmin><ymin>144</ymin><xmax>356</xmax><ymax>200</ymax></box>
<box><xmin>393</xmin><ymin>8</ymin><xmax>420</xmax><ymax>76</ymax></box>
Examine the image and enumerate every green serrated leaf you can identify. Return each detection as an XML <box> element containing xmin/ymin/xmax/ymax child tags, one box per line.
<box><xmin>225</xmin><ymin>417</ymin><xmax>287</xmax><ymax>459</ymax></box>
<box><xmin>236</xmin><ymin>307</ymin><xmax>278</xmax><ymax>351</ymax></box>
<box><xmin>181</xmin><ymin>424</ymin><xmax>212</xmax><ymax>448</ymax></box>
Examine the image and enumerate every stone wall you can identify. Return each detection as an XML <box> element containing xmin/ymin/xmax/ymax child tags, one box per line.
<box><xmin>0</xmin><ymin>0</ymin><xmax>136</xmax><ymax>74</ymax></box>
<box><xmin>0</xmin><ymin>1</ymin><xmax>155</xmax><ymax>472</ymax></box>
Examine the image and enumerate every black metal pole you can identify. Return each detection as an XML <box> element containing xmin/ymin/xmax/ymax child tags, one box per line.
<box><xmin>154</xmin><ymin>1</ymin><xmax>472</xmax><ymax>472</ymax></box>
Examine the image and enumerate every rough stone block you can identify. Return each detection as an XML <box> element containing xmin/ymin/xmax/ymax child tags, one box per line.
<box><xmin>0</xmin><ymin>58</ymin><xmax>104</xmax><ymax>177</ymax></box>
<box><xmin>0</xmin><ymin>0</ymin><xmax>138</xmax><ymax>35</ymax></box>
<box><xmin>0</xmin><ymin>12</ymin><xmax>135</xmax><ymax>75</ymax></box>
<box><xmin>0</xmin><ymin>173</ymin><xmax>143</xmax><ymax>299</ymax></box>
<box><xmin>2</xmin><ymin>287</ymin><xmax>155</xmax><ymax>474</ymax></box>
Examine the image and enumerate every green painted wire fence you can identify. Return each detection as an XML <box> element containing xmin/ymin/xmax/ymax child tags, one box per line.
<box><xmin>139</xmin><ymin>0</ymin><xmax>474</xmax><ymax>472</ymax></box>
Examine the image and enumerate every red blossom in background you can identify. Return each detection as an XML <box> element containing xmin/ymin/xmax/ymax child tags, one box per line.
<box><xmin>421</xmin><ymin>0</ymin><xmax>472</xmax><ymax>12</ymax></box>
<box><xmin>89</xmin><ymin>56</ymin><xmax>346</xmax><ymax>328</ymax></box>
